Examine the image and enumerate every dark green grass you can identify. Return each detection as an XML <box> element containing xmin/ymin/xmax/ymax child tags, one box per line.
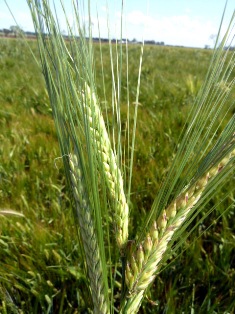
<box><xmin>0</xmin><ymin>38</ymin><xmax>234</xmax><ymax>313</ymax></box>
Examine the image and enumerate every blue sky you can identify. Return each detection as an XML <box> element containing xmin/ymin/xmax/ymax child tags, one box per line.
<box><xmin>1</xmin><ymin>0</ymin><xmax>234</xmax><ymax>48</ymax></box>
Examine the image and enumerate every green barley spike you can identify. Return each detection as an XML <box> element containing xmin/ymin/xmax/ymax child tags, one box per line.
<box><xmin>80</xmin><ymin>83</ymin><xmax>129</xmax><ymax>249</ymax></box>
<box><xmin>124</xmin><ymin>147</ymin><xmax>235</xmax><ymax>313</ymax></box>
<box><xmin>69</xmin><ymin>154</ymin><xmax>109</xmax><ymax>314</ymax></box>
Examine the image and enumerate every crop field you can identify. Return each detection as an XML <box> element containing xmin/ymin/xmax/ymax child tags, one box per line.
<box><xmin>0</xmin><ymin>38</ymin><xmax>235</xmax><ymax>313</ymax></box>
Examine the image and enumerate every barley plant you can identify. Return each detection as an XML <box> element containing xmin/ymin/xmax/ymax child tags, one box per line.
<box><xmin>1</xmin><ymin>0</ymin><xmax>235</xmax><ymax>313</ymax></box>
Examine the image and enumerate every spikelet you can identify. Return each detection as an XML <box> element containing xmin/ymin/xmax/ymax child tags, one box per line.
<box><xmin>69</xmin><ymin>154</ymin><xmax>108</xmax><ymax>314</ymax></box>
<box><xmin>123</xmin><ymin>147</ymin><xmax>235</xmax><ymax>313</ymax></box>
<box><xmin>81</xmin><ymin>83</ymin><xmax>129</xmax><ymax>249</ymax></box>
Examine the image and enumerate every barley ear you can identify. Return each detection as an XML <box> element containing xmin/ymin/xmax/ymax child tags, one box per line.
<box><xmin>81</xmin><ymin>83</ymin><xmax>129</xmax><ymax>249</ymax></box>
<box><xmin>69</xmin><ymin>153</ymin><xmax>109</xmax><ymax>314</ymax></box>
<box><xmin>123</xmin><ymin>147</ymin><xmax>235</xmax><ymax>313</ymax></box>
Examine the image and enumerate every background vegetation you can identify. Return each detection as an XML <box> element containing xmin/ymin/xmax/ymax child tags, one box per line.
<box><xmin>0</xmin><ymin>38</ymin><xmax>234</xmax><ymax>313</ymax></box>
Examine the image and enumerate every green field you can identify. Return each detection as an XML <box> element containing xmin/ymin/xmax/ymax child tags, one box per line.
<box><xmin>0</xmin><ymin>38</ymin><xmax>235</xmax><ymax>313</ymax></box>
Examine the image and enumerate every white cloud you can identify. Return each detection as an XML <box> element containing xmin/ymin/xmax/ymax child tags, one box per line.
<box><xmin>0</xmin><ymin>10</ymin><xmax>34</xmax><ymax>31</ymax></box>
<box><xmin>13</xmin><ymin>12</ymin><xmax>34</xmax><ymax>30</ymax></box>
<box><xmin>126</xmin><ymin>10</ymin><xmax>149</xmax><ymax>27</ymax></box>
<box><xmin>124</xmin><ymin>10</ymin><xmax>217</xmax><ymax>47</ymax></box>
<box><xmin>89</xmin><ymin>10</ymin><xmax>218</xmax><ymax>47</ymax></box>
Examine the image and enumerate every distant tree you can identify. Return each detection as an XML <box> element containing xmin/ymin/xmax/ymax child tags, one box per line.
<box><xmin>3</xmin><ymin>28</ymin><xmax>11</xmax><ymax>37</ymax></box>
<box><xmin>145</xmin><ymin>40</ymin><xmax>155</xmax><ymax>45</ymax></box>
<box><xmin>10</xmin><ymin>25</ymin><xmax>24</xmax><ymax>37</ymax></box>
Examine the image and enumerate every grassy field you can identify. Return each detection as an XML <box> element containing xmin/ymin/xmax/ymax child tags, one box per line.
<box><xmin>0</xmin><ymin>38</ymin><xmax>235</xmax><ymax>313</ymax></box>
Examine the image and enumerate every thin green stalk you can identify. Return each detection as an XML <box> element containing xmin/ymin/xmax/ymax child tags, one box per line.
<box><xmin>127</xmin><ymin>43</ymin><xmax>144</xmax><ymax>201</ymax></box>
